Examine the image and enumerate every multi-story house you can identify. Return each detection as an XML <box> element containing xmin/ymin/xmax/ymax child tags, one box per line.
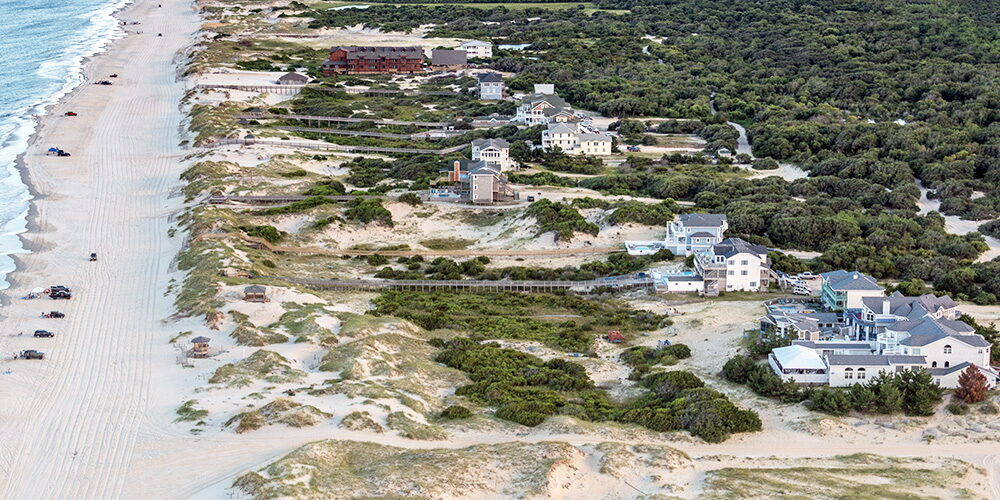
<box><xmin>477</xmin><ymin>72</ymin><xmax>503</xmax><ymax>100</ymax></box>
<box><xmin>541</xmin><ymin>122</ymin><xmax>612</xmax><ymax>155</ymax></box>
<box><xmin>471</xmin><ymin>138</ymin><xmax>514</xmax><ymax>171</ymax></box>
<box><xmin>514</xmin><ymin>92</ymin><xmax>575</xmax><ymax>126</ymax></box>
<box><xmin>851</xmin><ymin>292</ymin><xmax>961</xmax><ymax>341</ymax></box>
<box><xmin>430</xmin><ymin>49</ymin><xmax>467</xmax><ymax>70</ymax></box>
<box><xmin>819</xmin><ymin>270</ymin><xmax>884</xmax><ymax>311</ymax></box>
<box><xmin>439</xmin><ymin>159</ymin><xmax>514</xmax><ymax>205</ymax></box>
<box><xmin>626</xmin><ymin>213</ymin><xmax>727</xmax><ymax>257</ymax></box>
<box><xmin>458</xmin><ymin>40</ymin><xmax>492</xmax><ymax>59</ymax></box>
<box><xmin>321</xmin><ymin>46</ymin><xmax>424</xmax><ymax>76</ymax></box>
<box><xmin>694</xmin><ymin>237</ymin><xmax>772</xmax><ymax>294</ymax></box>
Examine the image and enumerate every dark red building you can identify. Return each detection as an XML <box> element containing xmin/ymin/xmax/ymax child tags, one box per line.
<box><xmin>321</xmin><ymin>46</ymin><xmax>424</xmax><ymax>76</ymax></box>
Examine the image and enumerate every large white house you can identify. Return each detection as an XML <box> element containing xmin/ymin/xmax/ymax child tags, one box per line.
<box><xmin>626</xmin><ymin>213</ymin><xmax>728</xmax><ymax>257</ymax></box>
<box><xmin>820</xmin><ymin>270</ymin><xmax>884</xmax><ymax>311</ymax></box>
<box><xmin>458</xmin><ymin>40</ymin><xmax>492</xmax><ymax>59</ymax></box>
<box><xmin>695</xmin><ymin>237</ymin><xmax>773</xmax><ymax>294</ymax></box>
<box><xmin>541</xmin><ymin>122</ymin><xmax>612</xmax><ymax>155</ymax></box>
<box><xmin>767</xmin><ymin>288</ymin><xmax>998</xmax><ymax>389</ymax></box>
<box><xmin>476</xmin><ymin>72</ymin><xmax>503</xmax><ymax>100</ymax></box>
<box><xmin>471</xmin><ymin>138</ymin><xmax>515</xmax><ymax>171</ymax></box>
<box><xmin>514</xmin><ymin>90</ymin><xmax>576</xmax><ymax>126</ymax></box>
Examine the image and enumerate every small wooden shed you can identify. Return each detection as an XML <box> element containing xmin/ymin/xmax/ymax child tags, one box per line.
<box><xmin>190</xmin><ymin>336</ymin><xmax>211</xmax><ymax>358</ymax></box>
<box><xmin>277</xmin><ymin>71</ymin><xmax>309</xmax><ymax>85</ymax></box>
<box><xmin>244</xmin><ymin>285</ymin><xmax>267</xmax><ymax>303</ymax></box>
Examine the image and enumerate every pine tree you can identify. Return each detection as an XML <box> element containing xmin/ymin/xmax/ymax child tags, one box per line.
<box><xmin>955</xmin><ymin>364</ymin><xmax>989</xmax><ymax>404</ymax></box>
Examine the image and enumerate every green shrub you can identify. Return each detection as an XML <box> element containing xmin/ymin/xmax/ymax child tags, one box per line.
<box><xmin>398</xmin><ymin>192</ymin><xmax>422</xmax><ymax>206</ymax></box>
<box><xmin>440</xmin><ymin>405</ymin><xmax>473</xmax><ymax>419</ymax></box>
<box><xmin>345</xmin><ymin>198</ymin><xmax>393</xmax><ymax>226</ymax></box>
<box><xmin>946</xmin><ymin>402</ymin><xmax>970</xmax><ymax>415</ymax></box>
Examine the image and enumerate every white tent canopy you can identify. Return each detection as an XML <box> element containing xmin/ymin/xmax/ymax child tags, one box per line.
<box><xmin>771</xmin><ymin>345</ymin><xmax>826</xmax><ymax>370</ymax></box>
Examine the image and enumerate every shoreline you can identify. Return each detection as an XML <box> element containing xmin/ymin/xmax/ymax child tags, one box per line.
<box><xmin>1</xmin><ymin>0</ymin><xmax>137</xmax><ymax>308</ymax></box>
<box><xmin>0</xmin><ymin>0</ymin><xmax>201</xmax><ymax>495</ymax></box>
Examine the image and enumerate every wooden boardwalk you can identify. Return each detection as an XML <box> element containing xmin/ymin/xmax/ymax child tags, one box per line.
<box><xmin>196</xmin><ymin>83</ymin><xmax>458</xmax><ymax>98</ymax></box>
<box><xmin>207</xmin><ymin>194</ymin><xmax>385</xmax><ymax>205</ymax></box>
<box><xmin>243</xmin><ymin>113</ymin><xmax>452</xmax><ymax>128</ymax></box>
<box><xmin>266</xmin><ymin>275</ymin><xmax>654</xmax><ymax>292</ymax></box>
<box><xmin>193</xmin><ymin>232</ymin><xmax>623</xmax><ymax>258</ymax></box>
<box><xmin>210</xmin><ymin>138</ymin><xmax>467</xmax><ymax>155</ymax></box>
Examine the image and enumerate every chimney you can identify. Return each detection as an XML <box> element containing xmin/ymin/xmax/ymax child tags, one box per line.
<box><xmin>852</xmin><ymin>273</ymin><xmax>858</xmax><ymax>279</ymax></box>
<box><xmin>882</xmin><ymin>300</ymin><xmax>889</xmax><ymax>315</ymax></box>
<box><xmin>452</xmin><ymin>160</ymin><xmax>461</xmax><ymax>182</ymax></box>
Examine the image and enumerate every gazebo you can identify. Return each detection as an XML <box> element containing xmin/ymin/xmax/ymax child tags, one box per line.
<box><xmin>276</xmin><ymin>71</ymin><xmax>309</xmax><ymax>85</ymax></box>
<box><xmin>244</xmin><ymin>285</ymin><xmax>267</xmax><ymax>303</ymax></box>
<box><xmin>190</xmin><ymin>336</ymin><xmax>211</xmax><ymax>358</ymax></box>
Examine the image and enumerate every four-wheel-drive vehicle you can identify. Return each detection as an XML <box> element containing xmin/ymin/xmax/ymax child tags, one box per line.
<box><xmin>42</xmin><ymin>311</ymin><xmax>65</xmax><ymax>318</ymax></box>
<box><xmin>50</xmin><ymin>291</ymin><xmax>72</xmax><ymax>299</ymax></box>
<box><xmin>626</xmin><ymin>145</ymin><xmax>641</xmax><ymax>152</ymax></box>
<box><xmin>797</xmin><ymin>271</ymin><xmax>817</xmax><ymax>280</ymax></box>
<box><xmin>33</xmin><ymin>330</ymin><xmax>54</xmax><ymax>338</ymax></box>
<box><xmin>17</xmin><ymin>350</ymin><xmax>44</xmax><ymax>360</ymax></box>
<box><xmin>90</xmin><ymin>252</ymin><xmax>97</xmax><ymax>261</ymax></box>
<box><xmin>792</xmin><ymin>285</ymin><xmax>811</xmax><ymax>296</ymax></box>
<box><xmin>65</xmin><ymin>111</ymin><xmax>77</xmax><ymax>116</ymax></box>
<box><xmin>49</xmin><ymin>285</ymin><xmax>71</xmax><ymax>292</ymax></box>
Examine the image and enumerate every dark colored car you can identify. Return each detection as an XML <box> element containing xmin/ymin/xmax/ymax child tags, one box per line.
<box><xmin>50</xmin><ymin>291</ymin><xmax>72</xmax><ymax>300</ymax></box>
<box><xmin>18</xmin><ymin>350</ymin><xmax>44</xmax><ymax>360</ymax></box>
<box><xmin>43</xmin><ymin>311</ymin><xmax>65</xmax><ymax>318</ymax></box>
<box><xmin>33</xmin><ymin>330</ymin><xmax>54</xmax><ymax>338</ymax></box>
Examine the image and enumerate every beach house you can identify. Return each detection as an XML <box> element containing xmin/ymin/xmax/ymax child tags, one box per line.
<box><xmin>321</xmin><ymin>46</ymin><xmax>424</xmax><ymax>76</ymax></box>
<box><xmin>541</xmin><ymin>122</ymin><xmax>612</xmax><ymax>155</ymax></box>
<box><xmin>458</xmin><ymin>40</ymin><xmax>492</xmax><ymax>59</ymax></box>
<box><xmin>514</xmin><ymin>89</ymin><xmax>575</xmax><ymax>126</ymax></box>
<box><xmin>850</xmin><ymin>292</ymin><xmax>961</xmax><ymax>341</ymax></box>
<box><xmin>471</xmin><ymin>138</ymin><xmax>514</xmax><ymax>171</ymax></box>
<box><xmin>768</xmin><ymin>344</ymin><xmax>829</xmax><ymax>384</ymax></box>
<box><xmin>694</xmin><ymin>237</ymin><xmax>773</xmax><ymax>294</ymax></box>
<box><xmin>439</xmin><ymin>159</ymin><xmax>514</xmax><ymax>205</ymax></box>
<box><xmin>625</xmin><ymin>213</ymin><xmax>728</xmax><ymax>257</ymax></box>
<box><xmin>819</xmin><ymin>270</ymin><xmax>884</xmax><ymax>311</ymax></box>
<box><xmin>477</xmin><ymin>72</ymin><xmax>504</xmax><ymax>100</ymax></box>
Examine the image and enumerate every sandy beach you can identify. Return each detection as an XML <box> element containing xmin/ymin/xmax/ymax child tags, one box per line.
<box><xmin>0</xmin><ymin>0</ymin><xmax>198</xmax><ymax>497</ymax></box>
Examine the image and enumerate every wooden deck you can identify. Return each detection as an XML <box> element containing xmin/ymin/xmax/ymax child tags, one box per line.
<box><xmin>266</xmin><ymin>275</ymin><xmax>654</xmax><ymax>292</ymax></box>
<box><xmin>243</xmin><ymin>113</ymin><xmax>452</xmax><ymax>129</ymax></box>
<box><xmin>206</xmin><ymin>194</ymin><xmax>385</xmax><ymax>205</ymax></box>
<box><xmin>210</xmin><ymin>138</ymin><xmax>468</xmax><ymax>155</ymax></box>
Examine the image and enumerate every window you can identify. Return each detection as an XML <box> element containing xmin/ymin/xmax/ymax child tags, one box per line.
<box><xmin>742</xmin><ymin>260</ymin><xmax>748</xmax><ymax>265</ymax></box>
<box><xmin>857</xmin><ymin>368</ymin><xmax>866</xmax><ymax>379</ymax></box>
<box><xmin>741</xmin><ymin>270</ymin><xmax>748</xmax><ymax>276</ymax></box>
<box><xmin>943</xmin><ymin>345</ymin><xmax>952</xmax><ymax>354</ymax></box>
<box><xmin>911</xmin><ymin>348</ymin><xmax>921</xmax><ymax>355</ymax></box>
<box><xmin>728</xmin><ymin>270</ymin><xmax>735</xmax><ymax>276</ymax></box>
<box><xmin>932</xmin><ymin>361</ymin><xmax>937</xmax><ymax>367</ymax></box>
<box><xmin>844</xmin><ymin>368</ymin><xmax>854</xmax><ymax>379</ymax></box>
<box><xmin>944</xmin><ymin>361</ymin><xmax>950</xmax><ymax>368</ymax></box>
<box><xmin>750</xmin><ymin>281</ymin><xmax>757</xmax><ymax>287</ymax></box>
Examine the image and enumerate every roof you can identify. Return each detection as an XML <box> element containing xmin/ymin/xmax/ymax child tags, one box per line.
<box><xmin>477</xmin><ymin>72</ymin><xmax>503</xmax><ymax>83</ymax></box>
<box><xmin>191</xmin><ymin>336</ymin><xmax>211</xmax><ymax>344</ymax></box>
<box><xmin>469</xmin><ymin>164</ymin><xmax>501</xmax><ymax>176</ymax></box>
<box><xmin>893</xmin><ymin>318</ymin><xmax>980</xmax><ymax>347</ymax></box>
<box><xmin>771</xmin><ymin>345</ymin><xmax>826</xmax><ymax>370</ymax></box>
<box><xmin>579</xmin><ymin>132</ymin><xmax>611</xmax><ymax>143</ymax></box>
<box><xmin>431</xmin><ymin>49</ymin><xmax>467</xmax><ymax>66</ymax></box>
<box><xmin>460</xmin><ymin>40</ymin><xmax>492</xmax><ymax>47</ymax></box>
<box><xmin>712</xmin><ymin>237</ymin><xmax>770</xmax><ymax>258</ymax></box>
<box><xmin>328</xmin><ymin>46</ymin><xmax>424</xmax><ymax>61</ymax></box>
<box><xmin>688</xmin><ymin>232</ymin><xmax>716</xmax><ymax>238</ymax></box>
<box><xmin>547</xmin><ymin>123</ymin><xmax>578</xmax><ymax>135</ymax></box>
<box><xmin>793</xmin><ymin>340</ymin><xmax>873</xmax><ymax>351</ymax></box>
<box><xmin>928</xmin><ymin>361</ymin><xmax>972</xmax><ymax>376</ymax></box>
<box><xmin>244</xmin><ymin>285</ymin><xmax>266</xmax><ymax>293</ymax></box>
<box><xmin>861</xmin><ymin>292</ymin><xmax>958</xmax><ymax>318</ymax></box>
<box><xmin>472</xmin><ymin>138</ymin><xmax>510</xmax><ymax>149</ymax></box>
<box><xmin>678</xmin><ymin>213</ymin><xmax>727</xmax><ymax>228</ymax></box>
<box><xmin>821</xmin><ymin>270</ymin><xmax>882</xmax><ymax>291</ymax></box>
<box><xmin>826</xmin><ymin>354</ymin><xmax>925</xmax><ymax>366</ymax></box>
<box><xmin>277</xmin><ymin>71</ymin><xmax>309</xmax><ymax>83</ymax></box>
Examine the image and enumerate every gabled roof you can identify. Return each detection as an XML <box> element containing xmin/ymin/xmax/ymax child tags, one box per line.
<box><xmin>821</xmin><ymin>270</ymin><xmax>882</xmax><ymax>291</ymax></box>
<box><xmin>862</xmin><ymin>292</ymin><xmax>958</xmax><ymax>317</ymax></box>
<box><xmin>772</xmin><ymin>345</ymin><xmax>826</xmax><ymax>370</ymax></box>
<box><xmin>477</xmin><ymin>72</ymin><xmax>503</xmax><ymax>83</ymax></box>
<box><xmin>469</xmin><ymin>164</ymin><xmax>501</xmax><ymax>176</ymax></box>
<box><xmin>472</xmin><ymin>138</ymin><xmax>509</xmax><ymax>149</ymax></box>
<box><xmin>244</xmin><ymin>285</ymin><xmax>266</xmax><ymax>293</ymax></box>
<box><xmin>579</xmin><ymin>132</ymin><xmax>611</xmax><ymax>143</ymax></box>
<box><xmin>678</xmin><ymin>213</ymin><xmax>727</xmax><ymax>228</ymax></box>
<box><xmin>712</xmin><ymin>237</ymin><xmax>769</xmax><ymax>258</ymax></box>
<box><xmin>688</xmin><ymin>231</ymin><xmax>717</xmax><ymax>238</ymax></box>
<box><xmin>329</xmin><ymin>46</ymin><xmax>424</xmax><ymax>60</ymax></box>
<box><xmin>793</xmin><ymin>340</ymin><xmax>873</xmax><ymax>351</ymax></box>
<box><xmin>431</xmin><ymin>49</ymin><xmax>467</xmax><ymax>66</ymax></box>
<box><xmin>277</xmin><ymin>71</ymin><xmax>309</xmax><ymax>83</ymax></box>
<box><xmin>546</xmin><ymin>123</ymin><xmax>578</xmax><ymax>135</ymax></box>
<box><xmin>191</xmin><ymin>336</ymin><xmax>211</xmax><ymax>344</ymax></box>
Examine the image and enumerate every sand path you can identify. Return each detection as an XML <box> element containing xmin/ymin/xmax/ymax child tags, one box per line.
<box><xmin>0</xmin><ymin>0</ymin><xmax>198</xmax><ymax>497</ymax></box>
<box><xmin>918</xmin><ymin>182</ymin><xmax>1000</xmax><ymax>262</ymax></box>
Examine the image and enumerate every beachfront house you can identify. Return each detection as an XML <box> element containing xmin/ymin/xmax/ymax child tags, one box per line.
<box><xmin>471</xmin><ymin>138</ymin><xmax>515</xmax><ymax>171</ymax></box>
<box><xmin>760</xmin><ymin>311</ymin><xmax>842</xmax><ymax>341</ymax></box>
<box><xmin>626</xmin><ymin>213</ymin><xmax>728</xmax><ymax>257</ymax></box>
<box><xmin>514</xmin><ymin>89</ymin><xmax>576</xmax><ymax>126</ymax></box>
<box><xmin>477</xmin><ymin>72</ymin><xmax>504</xmax><ymax>100</ymax></box>
<box><xmin>431</xmin><ymin>49</ymin><xmax>468</xmax><ymax>70</ymax></box>
<box><xmin>459</xmin><ymin>40</ymin><xmax>493</xmax><ymax>59</ymax></box>
<box><xmin>819</xmin><ymin>270</ymin><xmax>884</xmax><ymax>311</ymax></box>
<box><xmin>321</xmin><ymin>46</ymin><xmax>424</xmax><ymax>76</ymax></box>
<box><xmin>276</xmin><ymin>71</ymin><xmax>309</xmax><ymax>85</ymax></box>
<box><xmin>694</xmin><ymin>237</ymin><xmax>773</xmax><ymax>295</ymax></box>
<box><xmin>825</xmin><ymin>355</ymin><xmax>927</xmax><ymax>387</ymax></box>
<box><xmin>541</xmin><ymin>122</ymin><xmax>612</xmax><ymax>155</ymax></box>
<box><xmin>439</xmin><ymin>159</ymin><xmax>514</xmax><ymax>205</ymax></box>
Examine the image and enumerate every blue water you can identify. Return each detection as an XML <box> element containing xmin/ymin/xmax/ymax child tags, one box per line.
<box><xmin>0</xmin><ymin>0</ymin><xmax>128</xmax><ymax>289</ymax></box>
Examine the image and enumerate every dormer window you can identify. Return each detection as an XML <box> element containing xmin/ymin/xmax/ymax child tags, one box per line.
<box><xmin>943</xmin><ymin>345</ymin><xmax>952</xmax><ymax>354</ymax></box>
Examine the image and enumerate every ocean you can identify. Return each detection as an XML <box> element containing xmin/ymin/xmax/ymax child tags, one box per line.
<box><xmin>0</xmin><ymin>0</ymin><xmax>128</xmax><ymax>290</ymax></box>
